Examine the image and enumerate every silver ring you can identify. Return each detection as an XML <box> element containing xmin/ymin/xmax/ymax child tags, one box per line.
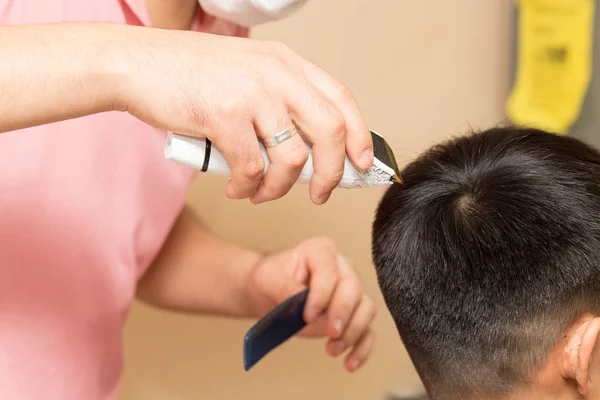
<box><xmin>262</xmin><ymin>126</ymin><xmax>298</xmax><ymax>148</ymax></box>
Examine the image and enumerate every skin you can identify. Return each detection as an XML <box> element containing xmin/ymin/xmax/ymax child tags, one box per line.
<box><xmin>531</xmin><ymin>316</ymin><xmax>600</xmax><ymax>400</ymax></box>
<box><xmin>439</xmin><ymin>316</ymin><xmax>600</xmax><ymax>400</ymax></box>
<box><xmin>145</xmin><ymin>0</ymin><xmax>200</xmax><ymax>30</ymax></box>
<box><xmin>0</xmin><ymin>19</ymin><xmax>373</xmax><ymax>205</ymax></box>
<box><xmin>141</xmin><ymin>0</ymin><xmax>375</xmax><ymax>372</ymax></box>
<box><xmin>0</xmin><ymin>2</ymin><xmax>377</xmax><ymax>371</ymax></box>
<box><xmin>138</xmin><ymin>206</ymin><xmax>377</xmax><ymax>371</ymax></box>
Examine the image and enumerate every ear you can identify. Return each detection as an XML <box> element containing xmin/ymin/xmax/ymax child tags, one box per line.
<box><xmin>562</xmin><ymin>318</ymin><xmax>600</xmax><ymax>396</ymax></box>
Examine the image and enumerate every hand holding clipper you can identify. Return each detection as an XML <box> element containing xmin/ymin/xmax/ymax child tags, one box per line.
<box><xmin>165</xmin><ymin>129</ymin><xmax>402</xmax><ymax>190</ymax></box>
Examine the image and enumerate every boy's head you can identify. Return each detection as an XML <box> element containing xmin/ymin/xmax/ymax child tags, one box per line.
<box><xmin>372</xmin><ymin>127</ymin><xmax>600</xmax><ymax>400</ymax></box>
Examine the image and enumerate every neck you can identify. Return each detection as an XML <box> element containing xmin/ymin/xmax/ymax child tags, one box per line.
<box><xmin>504</xmin><ymin>383</ymin><xmax>582</xmax><ymax>400</ymax></box>
<box><xmin>425</xmin><ymin>384</ymin><xmax>583</xmax><ymax>400</ymax></box>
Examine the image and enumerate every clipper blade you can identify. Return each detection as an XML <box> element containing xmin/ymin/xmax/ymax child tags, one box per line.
<box><xmin>370</xmin><ymin>130</ymin><xmax>402</xmax><ymax>184</ymax></box>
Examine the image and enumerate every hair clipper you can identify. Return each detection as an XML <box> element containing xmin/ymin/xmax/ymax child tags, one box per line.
<box><xmin>164</xmin><ymin>130</ymin><xmax>402</xmax><ymax>188</ymax></box>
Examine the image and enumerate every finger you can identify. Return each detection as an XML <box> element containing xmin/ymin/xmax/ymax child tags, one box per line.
<box><xmin>302</xmin><ymin>239</ymin><xmax>340</xmax><ymax>323</ymax></box>
<box><xmin>279</xmin><ymin>73</ymin><xmax>346</xmax><ymax>205</ymax></box>
<box><xmin>344</xmin><ymin>330</ymin><xmax>374</xmax><ymax>372</ymax></box>
<box><xmin>211</xmin><ymin>118</ymin><xmax>265</xmax><ymax>200</ymax></box>
<box><xmin>326</xmin><ymin>293</ymin><xmax>376</xmax><ymax>356</ymax></box>
<box><xmin>300</xmin><ymin>59</ymin><xmax>373</xmax><ymax>170</ymax></box>
<box><xmin>251</xmin><ymin>103</ymin><xmax>309</xmax><ymax>204</ymax></box>
<box><xmin>297</xmin><ymin>314</ymin><xmax>328</xmax><ymax>338</ymax></box>
<box><xmin>326</xmin><ymin>256</ymin><xmax>362</xmax><ymax>340</ymax></box>
<box><xmin>270</xmin><ymin>43</ymin><xmax>372</xmax><ymax>169</ymax></box>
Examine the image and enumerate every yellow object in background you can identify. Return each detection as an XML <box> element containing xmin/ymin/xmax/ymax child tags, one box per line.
<box><xmin>506</xmin><ymin>0</ymin><xmax>595</xmax><ymax>135</ymax></box>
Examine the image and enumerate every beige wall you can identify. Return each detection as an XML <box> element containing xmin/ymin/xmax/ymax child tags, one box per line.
<box><xmin>120</xmin><ymin>1</ymin><xmax>513</xmax><ymax>398</ymax></box>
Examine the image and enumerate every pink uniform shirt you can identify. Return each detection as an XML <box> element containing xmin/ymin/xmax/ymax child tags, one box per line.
<box><xmin>0</xmin><ymin>1</ymin><xmax>247</xmax><ymax>399</ymax></box>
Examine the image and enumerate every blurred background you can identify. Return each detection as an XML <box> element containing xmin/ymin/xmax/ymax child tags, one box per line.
<box><xmin>120</xmin><ymin>1</ymin><xmax>513</xmax><ymax>398</ymax></box>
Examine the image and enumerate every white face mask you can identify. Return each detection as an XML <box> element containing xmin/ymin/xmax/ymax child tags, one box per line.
<box><xmin>199</xmin><ymin>0</ymin><xmax>307</xmax><ymax>27</ymax></box>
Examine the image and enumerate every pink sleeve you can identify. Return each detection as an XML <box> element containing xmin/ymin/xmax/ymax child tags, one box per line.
<box><xmin>122</xmin><ymin>0</ymin><xmax>249</xmax><ymax>37</ymax></box>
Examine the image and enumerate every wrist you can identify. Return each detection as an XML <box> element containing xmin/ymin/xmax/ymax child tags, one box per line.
<box><xmin>0</xmin><ymin>23</ymin><xmax>146</xmax><ymax>132</ymax></box>
<box><xmin>47</xmin><ymin>23</ymin><xmax>146</xmax><ymax>115</ymax></box>
<box><xmin>89</xmin><ymin>24</ymin><xmax>147</xmax><ymax>113</ymax></box>
<box><xmin>238</xmin><ymin>250</ymin><xmax>267</xmax><ymax>318</ymax></box>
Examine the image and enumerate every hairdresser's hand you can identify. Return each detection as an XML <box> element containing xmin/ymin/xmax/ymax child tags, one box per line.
<box><xmin>121</xmin><ymin>30</ymin><xmax>373</xmax><ymax>205</ymax></box>
<box><xmin>244</xmin><ymin>237</ymin><xmax>376</xmax><ymax>372</ymax></box>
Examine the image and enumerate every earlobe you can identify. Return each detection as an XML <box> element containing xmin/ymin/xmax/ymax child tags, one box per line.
<box><xmin>562</xmin><ymin>318</ymin><xmax>600</xmax><ymax>396</ymax></box>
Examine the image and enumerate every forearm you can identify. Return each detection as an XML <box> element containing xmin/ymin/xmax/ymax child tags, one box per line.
<box><xmin>137</xmin><ymin>205</ymin><xmax>263</xmax><ymax>318</ymax></box>
<box><xmin>146</xmin><ymin>0</ymin><xmax>199</xmax><ymax>30</ymax></box>
<box><xmin>0</xmin><ymin>23</ymin><xmax>133</xmax><ymax>133</ymax></box>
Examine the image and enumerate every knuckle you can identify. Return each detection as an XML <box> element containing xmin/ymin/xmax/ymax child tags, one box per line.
<box><xmin>216</xmin><ymin>97</ymin><xmax>246</xmax><ymax>120</ymax></box>
<box><xmin>243</xmin><ymin>159</ymin><xmax>265</xmax><ymax>180</ymax></box>
<box><xmin>366</xmin><ymin>297</ymin><xmax>377</xmax><ymax>318</ymax></box>
<box><xmin>362</xmin><ymin>333</ymin><xmax>374</xmax><ymax>351</ymax></box>
<box><xmin>335</xmin><ymin>82</ymin><xmax>354</xmax><ymax>102</ymax></box>
<box><xmin>311</xmin><ymin>293</ymin><xmax>327</xmax><ymax>309</ymax></box>
<box><xmin>343</xmin><ymin>330</ymin><xmax>359</xmax><ymax>345</ymax></box>
<box><xmin>322</xmin><ymin>169</ymin><xmax>344</xmax><ymax>188</ymax></box>
<box><xmin>264</xmin><ymin>40</ymin><xmax>283</xmax><ymax>51</ymax></box>
<box><xmin>260</xmin><ymin>181</ymin><xmax>289</xmax><ymax>201</ymax></box>
<box><xmin>342</xmin><ymin>255</ymin><xmax>354</xmax><ymax>268</ymax></box>
<box><xmin>247</xmin><ymin>267</ymin><xmax>262</xmax><ymax>291</ymax></box>
<box><xmin>274</xmin><ymin>41</ymin><xmax>293</xmax><ymax>55</ymax></box>
<box><xmin>347</xmin><ymin>277</ymin><xmax>363</xmax><ymax>296</ymax></box>
<box><xmin>313</xmin><ymin>236</ymin><xmax>336</xmax><ymax>250</ymax></box>
<box><xmin>244</xmin><ymin>80</ymin><xmax>264</xmax><ymax>100</ymax></box>
<box><xmin>338</xmin><ymin>299</ymin><xmax>356</xmax><ymax>316</ymax></box>
<box><xmin>287</xmin><ymin>147</ymin><xmax>309</xmax><ymax>169</ymax></box>
<box><xmin>262</xmin><ymin>53</ymin><xmax>287</xmax><ymax>72</ymax></box>
<box><xmin>325</xmin><ymin>111</ymin><xmax>346</xmax><ymax>139</ymax></box>
<box><xmin>269</xmin><ymin>41</ymin><xmax>295</xmax><ymax>60</ymax></box>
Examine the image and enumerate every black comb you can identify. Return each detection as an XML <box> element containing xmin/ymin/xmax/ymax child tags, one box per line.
<box><xmin>243</xmin><ymin>289</ymin><xmax>309</xmax><ymax>371</ymax></box>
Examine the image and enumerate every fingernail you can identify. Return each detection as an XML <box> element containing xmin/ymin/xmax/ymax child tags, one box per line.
<box><xmin>330</xmin><ymin>340</ymin><xmax>345</xmax><ymax>355</ymax></box>
<box><xmin>333</xmin><ymin>319</ymin><xmax>343</xmax><ymax>337</ymax></box>
<box><xmin>359</xmin><ymin>148</ymin><xmax>373</xmax><ymax>169</ymax></box>
<box><xmin>348</xmin><ymin>359</ymin><xmax>360</xmax><ymax>371</ymax></box>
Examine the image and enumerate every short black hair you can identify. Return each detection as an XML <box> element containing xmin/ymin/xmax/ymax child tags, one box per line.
<box><xmin>372</xmin><ymin>127</ymin><xmax>600</xmax><ymax>399</ymax></box>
